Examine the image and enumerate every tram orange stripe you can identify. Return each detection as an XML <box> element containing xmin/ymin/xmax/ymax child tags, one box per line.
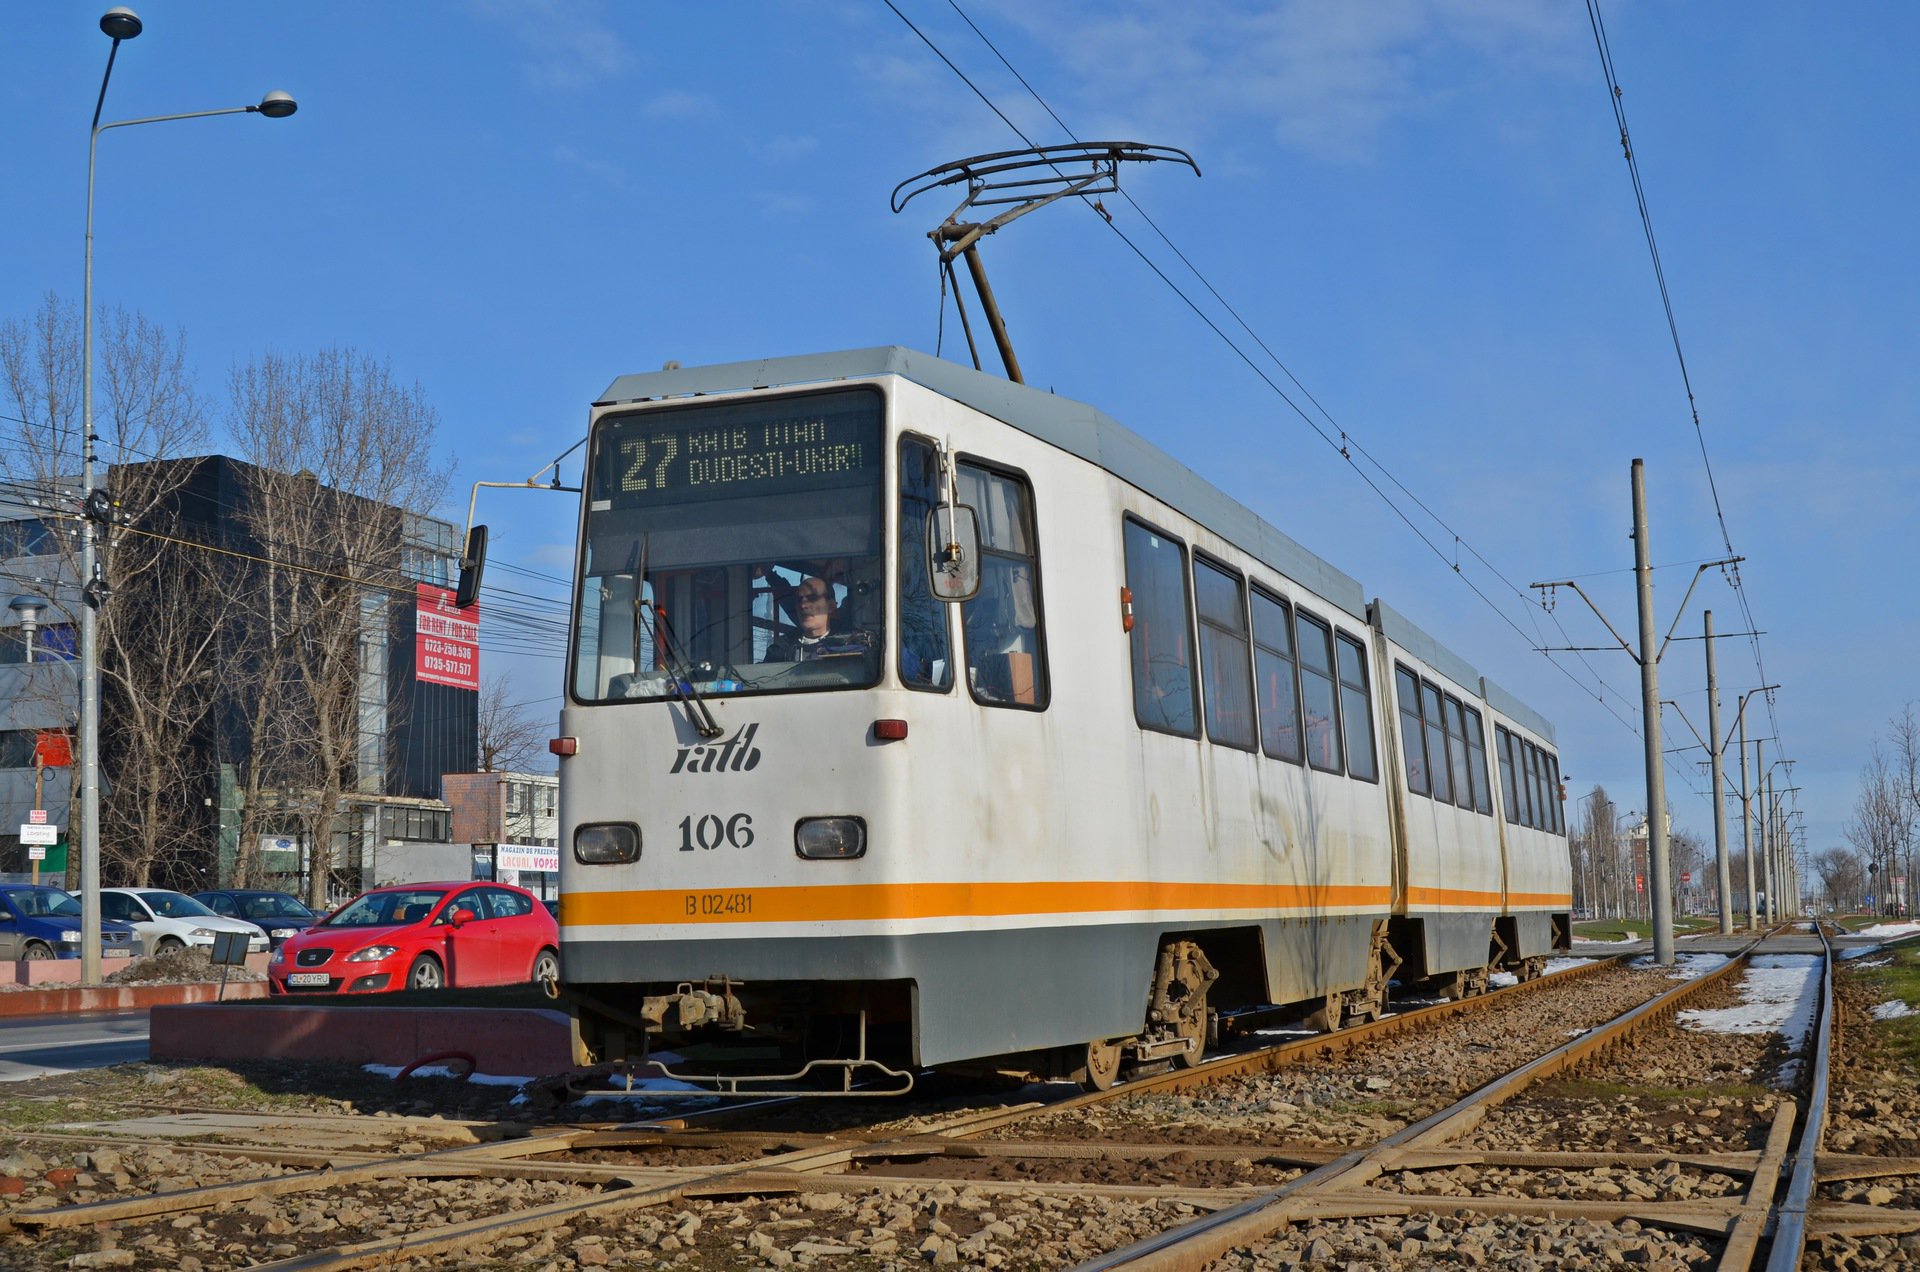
<box><xmin>1405</xmin><ymin>887</ymin><xmax>1572</xmax><ymax>908</ymax></box>
<box><xmin>557</xmin><ymin>880</ymin><xmax>1564</xmax><ymax>927</ymax></box>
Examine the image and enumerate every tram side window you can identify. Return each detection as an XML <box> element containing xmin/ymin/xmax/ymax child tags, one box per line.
<box><xmin>957</xmin><ymin>462</ymin><xmax>1048</xmax><ymax>708</ymax></box>
<box><xmin>1193</xmin><ymin>557</ymin><xmax>1255</xmax><ymax>751</ymax></box>
<box><xmin>1295</xmin><ymin>611</ymin><xmax>1343</xmax><ymax>773</ymax></box>
<box><xmin>1252</xmin><ymin>590</ymin><xmax>1304</xmax><ymax>764</ymax></box>
<box><xmin>897</xmin><ymin>436</ymin><xmax>952</xmax><ymax>692</ymax></box>
<box><xmin>1420</xmin><ymin>681</ymin><xmax>1454</xmax><ymax>803</ymax></box>
<box><xmin>1463</xmin><ymin>705</ymin><xmax>1493</xmax><ymax>816</ymax></box>
<box><xmin>1442</xmin><ymin>695</ymin><xmax>1473</xmax><ymax>811</ymax></box>
<box><xmin>1547</xmin><ymin>752</ymin><xmax>1565</xmax><ymax>834</ymax></box>
<box><xmin>1519</xmin><ymin>741</ymin><xmax>1540</xmax><ymax>829</ymax></box>
<box><xmin>1336</xmin><ymin>634</ymin><xmax>1378</xmax><ymax>782</ymax></box>
<box><xmin>1396</xmin><ymin>666</ymin><xmax>1428</xmax><ymax>796</ymax></box>
<box><xmin>1533</xmin><ymin>744</ymin><xmax>1554</xmax><ymax>833</ymax></box>
<box><xmin>1123</xmin><ymin>519</ymin><xmax>1198</xmax><ymax>737</ymax></box>
<box><xmin>1496</xmin><ymin>725</ymin><xmax>1520</xmax><ymax>823</ymax></box>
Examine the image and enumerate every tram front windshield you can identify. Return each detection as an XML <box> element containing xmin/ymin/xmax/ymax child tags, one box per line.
<box><xmin>571</xmin><ymin>388</ymin><xmax>885</xmax><ymax>702</ymax></box>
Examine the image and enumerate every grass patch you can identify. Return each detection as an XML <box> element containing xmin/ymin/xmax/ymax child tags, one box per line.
<box><xmin>1833</xmin><ymin>913</ymin><xmax>1901</xmax><ymax>933</ymax></box>
<box><xmin>1852</xmin><ymin>939</ymin><xmax>1920</xmax><ymax>1069</ymax></box>
<box><xmin>1538</xmin><ymin>1076</ymin><xmax>1773</xmax><ymax>1102</ymax></box>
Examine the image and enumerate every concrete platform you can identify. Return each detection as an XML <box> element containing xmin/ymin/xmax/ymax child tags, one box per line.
<box><xmin>149</xmin><ymin>1003</ymin><xmax>575</xmax><ymax>1078</ymax></box>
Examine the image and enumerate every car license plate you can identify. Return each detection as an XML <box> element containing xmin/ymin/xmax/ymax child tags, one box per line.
<box><xmin>104</xmin><ymin>948</ymin><xmax>129</xmax><ymax>958</ymax></box>
<box><xmin>287</xmin><ymin>972</ymin><xmax>330</xmax><ymax>987</ymax></box>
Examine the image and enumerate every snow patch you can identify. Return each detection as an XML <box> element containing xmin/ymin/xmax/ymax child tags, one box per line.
<box><xmin>1676</xmin><ymin>954</ymin><xmax>1822</xmax><ymax>1088</ymax></box>
<box><xmin>1633</xmin><ymin>952</ymin><xmax>1732</xmax><ymax>980</ymax></box>
<box><xmin>1857</xmin><ymin>920</ymin><xmax>1920</xmax><ymax>940</ymax></box>
<box><xmin>361</xmin><ymin>1063</ymin><xmax>532</xmax><ymax>1087</ymax></box>
<box><xmin>1871</xmin><ymin>1000</ymin><xmax>1915</xmax><ymax>1021</ymax></box>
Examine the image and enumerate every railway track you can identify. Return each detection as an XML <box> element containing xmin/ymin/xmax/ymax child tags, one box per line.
<box><xmin>0</xmin><ymin>934</ymin><xmax>1910</xmax><ymax>1269</ymax></box>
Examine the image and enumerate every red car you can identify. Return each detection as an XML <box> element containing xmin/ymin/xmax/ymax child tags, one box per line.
<box><xmin>268</xmin><ymin>882</ymin><xmax>559</xmax><ymax>995</ymax></box>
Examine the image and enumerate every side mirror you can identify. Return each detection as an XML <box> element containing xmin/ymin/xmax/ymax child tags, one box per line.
<box><xmin>926</xmin><ymin>504</ymin><xmax>981</xmax><ymax>603</ymax></box>
<box><xmin>449</xmin><ymin>907</ymin><xmax>477</xmax><ymax>927</ymax></box>
<box><xmin>454</xmin><ymin>525</ymin><xmax>487</xmax><ymax>610</ymax></box>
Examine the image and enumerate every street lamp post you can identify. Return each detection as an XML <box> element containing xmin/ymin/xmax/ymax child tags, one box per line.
<box><xmin>79</xmin><ymin>7</ymin><xmax>297</xmax><ymax>984</ymax></box>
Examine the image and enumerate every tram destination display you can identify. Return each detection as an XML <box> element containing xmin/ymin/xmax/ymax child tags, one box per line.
<box><xmin>595</xmin><ymin>388</ymin><xmax>880</xmax><ymax>509</ymax></box>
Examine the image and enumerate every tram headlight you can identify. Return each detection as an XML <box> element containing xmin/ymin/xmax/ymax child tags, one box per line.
<box><xmin>794</xmin><ymin>817</ymin><xmax>866</xmax><ymax>860</ymax></box>
<box><xmin>574</xmin><ymin>822</ymin><xmax>640</xmax><ymax>864</ymax></box>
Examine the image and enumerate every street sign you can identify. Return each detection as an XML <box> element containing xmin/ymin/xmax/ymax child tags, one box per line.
<box><xmin>27</xmin><ymin>809</ymin><xmax>48</xmax><ymax>825</ymax></box>
<box><xmin>1682</xmin><ymin>871</ymin><xmax>1692</xmax><ymax>884</ymax></box>
<box><xmin>18</xmin><ymin>823</ymin><xmax>58</xmax><ymax>846</ymax></box>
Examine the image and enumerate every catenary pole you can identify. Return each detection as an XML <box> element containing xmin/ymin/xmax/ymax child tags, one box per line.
<box><xmin>1705</xmin><ymin>609</ymin><xmax>1733</xmax><ymax>935</ymax></box>
<box><xmin>1632</xmin><ymin>460</ymin><xmax>1676</xmax><ymax>965</ymax></box>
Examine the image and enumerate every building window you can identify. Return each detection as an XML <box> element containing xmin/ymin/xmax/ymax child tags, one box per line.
<box><xmin>1123</xmin><ymin>518</ymin><xmax>1198</xmax><ymax>737</ymax></box>
<box><xmin>1193</xmin><ymin>556</ymin><xmax>1255</xmax><ymax>751</ymax></box>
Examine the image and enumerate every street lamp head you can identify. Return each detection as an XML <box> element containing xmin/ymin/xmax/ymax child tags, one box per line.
<box><xmin>99</xmin><ymin>7</ymin><xmax>142</xmax><ymax>40</ymax></box>
<box><xmin>254</xmin><ymin>91</ymin><xmax>298</xmax><ymax>119</ymax></box>
<box><xmin>8</xmin><ymin>595</ymin><xmax>46</xmax><ymax>629</ymax></box>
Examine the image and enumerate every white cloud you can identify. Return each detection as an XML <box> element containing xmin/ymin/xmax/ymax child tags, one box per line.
<box><xmin>642</xmin><ymin>90</ymin><xmax>720</xmax><ymax>121</ymax></box>
<box><xmin>552</xmin><ymin>144</ymin><xmax>628</xmax><ymax>189</ymax></box>
<box><xmin>475</xmin><ymin>0</ymin><xmax>633</xmax><ymax>92</ymax></box>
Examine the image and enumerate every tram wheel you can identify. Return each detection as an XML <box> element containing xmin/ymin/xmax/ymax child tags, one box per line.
<box><xmin>1081</xmin><ymin>1039</ymin><xmax>1125</xmax><ymax>1092</ymax></box>
<box><xmin>1171</xmin><ymin>1007</ymin><xmax>1208</xmax><ymax>1069</ymax></box>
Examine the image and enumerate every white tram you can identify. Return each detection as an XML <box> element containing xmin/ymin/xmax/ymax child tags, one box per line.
<box><xmin>555</xmin><ymin>347</ymin><xmax>1570</xmax><ymax>1090</ymax></box>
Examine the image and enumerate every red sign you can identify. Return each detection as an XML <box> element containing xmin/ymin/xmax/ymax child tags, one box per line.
<box><xmin>415</xmin><ymin>584</ymin><xmax>480</xmax><ymax>691</ymax></box>
<box><xmin>32</xmin><ymin>732</ymin><xmax>71</xmax><ymax>768</ymax></box>
<box><xmin>1635</xmin><ymin>874</ymin><xmax>1645</xmax><ymax>893</ymax></box>
<box><xmin>28</xmin><ymin>809</ymin><xmax>48</xmax><ymax>825</ymax></box>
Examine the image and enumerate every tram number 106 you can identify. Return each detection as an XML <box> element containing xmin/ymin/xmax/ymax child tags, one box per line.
<box><xmin>678</xmin><ymin>812</ymin><xmax>754</xmax><ymax>851</ymax></box>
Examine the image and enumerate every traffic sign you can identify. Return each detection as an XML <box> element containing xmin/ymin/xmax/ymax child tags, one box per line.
<box><xmin>1682</xmin><ymin>871</ymin><xmax>1692</xmax><ymax>884</ymax></box>
<box><xmin>18</xmin><ymin>823</ymin><xmax>58</xmax><ymax>846</ymax></box>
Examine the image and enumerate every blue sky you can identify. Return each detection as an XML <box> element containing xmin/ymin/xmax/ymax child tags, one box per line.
<box><xmin>6</xmin><ymin>2</ymin><xmax>1916</xmax><ymax>875</ymax></box>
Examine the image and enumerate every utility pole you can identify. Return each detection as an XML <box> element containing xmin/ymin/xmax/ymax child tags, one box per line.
<box><xmin>1759</xmin><ymin>752</ymin><xmax>1774</xmax><ymax>924</ymax></box>
<box><xmin>1703</xmin><ymin>611</ymin><xmax>1732</xmax><ymax>935</ymax></box>
<box><xmin>1533</xmin><ymin>460</ymin><xmax>1738</xmax><ymax>965</ymax></box>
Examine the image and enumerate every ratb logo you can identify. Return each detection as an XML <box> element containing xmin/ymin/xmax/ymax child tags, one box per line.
<box><xmin>669</xmin><ymin>723</ymin><xmax>762</xmax><ymax>774</ymax></box>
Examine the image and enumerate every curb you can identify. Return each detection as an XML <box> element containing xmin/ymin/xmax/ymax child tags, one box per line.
<box><xmin>0</xmin><ymin>980</ymin><xmax>269</xmax><ymax>1018</ymax></box>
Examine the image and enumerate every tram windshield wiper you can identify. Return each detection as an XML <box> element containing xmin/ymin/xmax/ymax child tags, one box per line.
<box><xmin>631</xmin><ymin>535</ymin><xmax>723</xmax><ymax>739</ymax></box>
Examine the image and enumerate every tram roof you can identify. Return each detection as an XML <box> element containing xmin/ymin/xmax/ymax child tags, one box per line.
<box><xmin>602</xmin><ymin>346</ymin><xmax>1369</xmax><ymax>615</ymax></box>
<box><xmin>599</xmin><ymin>347</ymin><xmax>1553</xmax><ymax>739</ymax></box>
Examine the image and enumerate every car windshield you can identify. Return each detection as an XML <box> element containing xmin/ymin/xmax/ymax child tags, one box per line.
<box><xmin>240</xmin><ymin>894</ymin><xmax>314</xmax><ymax>920</ymax></box>
<box><xmin>572</xmin><ymin>388</ymin><xmax>885</xmax><ymax>702</ymax></box>
<box><xmin>137</xmin><ymin>891</ymin><xmax>218</xmax><ymax>919</ymax></box>
<box><xmin>2</xmin><ymin>888</ymin><xmax>79</xmax><ymax>919</ymax></box>
<box><xmin>325</xmin><ymin>889</ymin><xmax>448</xmax><ymax>927</ymax></box>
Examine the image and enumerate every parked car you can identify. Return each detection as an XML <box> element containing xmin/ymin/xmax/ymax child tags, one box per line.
<box><xmin>193</xmin><ymin>889</ymin><xmax>321</xmax><ymax>949</ymax></box>
<box><xmin>269</xmin><ymin>881</ymin><xmax>559</xmax><ymax>995</ymax></box>
<box><xmin>0</xmin><ymin>886</ymin><xmax>143</xmax><ymax>961</ymax></box>
<box><xmin>99</xmin><ymin>888</ymin><xmax>269</xmax><ymax>956</ymax></box>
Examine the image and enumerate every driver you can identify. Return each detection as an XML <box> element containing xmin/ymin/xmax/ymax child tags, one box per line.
<box><xmin>762</xmin><ymin>575</ymin><xmax>873</xmax><ymax>662</ymax></box>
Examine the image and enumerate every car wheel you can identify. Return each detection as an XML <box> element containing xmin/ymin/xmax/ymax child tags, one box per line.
<box><xmin>22</xmin><ymin>942</ymin><xmax>52</xmax><ymax>961</ymax></box>
<box><xmin>531</xmin><ymin>949</ymin><xmax>559</xmax><ymax>984</ymax></box>
<box><xmin>156</xmin><ymin>937</ymin><xmax>185</xmax><ymax>954</ymax></box>
<box><xmin>407</xmin><ymin>954</ymin><xmax>445</xmax><ymax>991</ymax></box>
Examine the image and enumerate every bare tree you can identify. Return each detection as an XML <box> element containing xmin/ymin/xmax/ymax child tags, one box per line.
<box><xmin>1814</xmin><ymin>847</ymin><xmax>1868</xmax><ymax>914</ymax></box>
<box><xmin>0</xmin><ymin>295</ymin><xmax>230</xmax><ymax>887</ymax></box>
<box><xmin>228</xmin><ymin>348</ymin><xmax>446</xmax><ymax>907</ymax></box>
<box><xmin>1844</xmin><ymin>745</ymin><xmax>1905</xmax><ymax>916</ymax></box>
<box><xmin>477</xmin><ymin>674</ymin><xmax>547</xmax><ymax>773</ymax></box>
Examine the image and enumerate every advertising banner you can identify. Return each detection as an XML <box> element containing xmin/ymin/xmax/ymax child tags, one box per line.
<box><xmin>415</xmin><ymin>583</ymin><xmax>480</xmax><ymax>690</ymax></box>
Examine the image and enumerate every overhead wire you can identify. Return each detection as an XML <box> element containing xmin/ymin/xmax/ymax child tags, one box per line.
<box><xmin>894</xmin><ymin>0</ymin><xmax>1711</xmax><ymax>797</ymax></box>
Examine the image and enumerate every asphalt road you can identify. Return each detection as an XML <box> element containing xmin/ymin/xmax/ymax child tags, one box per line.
<box><xmin>0</xmin><ymin>1009</ymin><xmax>149</xmax><ymax>1083</ymax></box>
